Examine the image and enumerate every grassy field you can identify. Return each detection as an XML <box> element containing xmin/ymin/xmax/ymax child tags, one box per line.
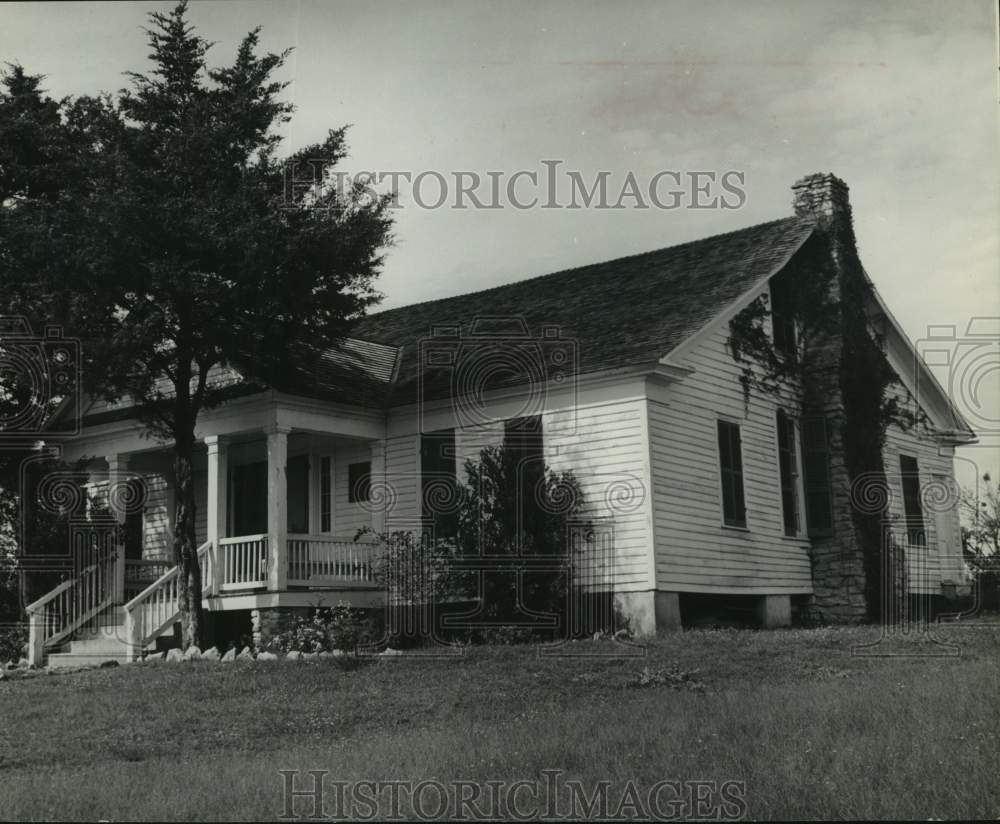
<box><xmin>0</xmin><ymin>624</ymin><xmax>998</xmax><ymax>821</ymax></box>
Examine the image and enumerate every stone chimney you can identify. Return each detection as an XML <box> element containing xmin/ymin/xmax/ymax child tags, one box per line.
<box><xmin>788</xmin><ymin>172</ymin><xmax>892</xmax><ymax>625</ymax></box>
<box><xmin>792</xmin><ymin>172</ymin><xmax>852</xmax><ymax>224</ymax></box>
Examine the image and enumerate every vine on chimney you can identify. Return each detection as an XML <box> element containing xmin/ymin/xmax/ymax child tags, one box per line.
<box><xmin>727</xmin><ymin>229</ymin><xmax>924</xmax><ymax>621</ymax></box>
<box><xmin>726</xmin><ymin>232</ymin><xmax>920</xmax><ymax>433</ymax></box>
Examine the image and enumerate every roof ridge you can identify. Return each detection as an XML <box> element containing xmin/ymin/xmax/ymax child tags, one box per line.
<box><xmin>361</xmin><ymin>214</ymin><xmax>812</xmax><ymax>323</ymax></box>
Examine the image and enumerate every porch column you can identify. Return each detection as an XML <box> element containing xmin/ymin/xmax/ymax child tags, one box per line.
<box><xmin>370</xmin><ymin>440</ymin><xmax>386</xmax><ymax>535</ymax></box>
<box><xmin>205</xmin><ymin>435</ymin><xmax>228</xmax><ymax>596</ymax></box>
<box><xmin>266</xmin><ymin>426</ymin><xmax>291</xmax><ymax>591</ymax></box>
<box><xmin>106</xmin><ymin>454</ymin><xmax>126</xmax><ymax>603</ymax></box>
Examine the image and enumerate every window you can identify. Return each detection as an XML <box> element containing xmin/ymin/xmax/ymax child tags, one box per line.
<box><xmin>776</xmin><ymin>411</ymin><xmax>800</xmax><ymax>536</ymax></box>
<box><xmin>717</xmin><ymin>420</ymin><xmax>746</xmax><ymax>528</ymax></box>
<box><xmin>770</xmin><ymin>275</ymin><xmax>796</xmax><ymax>358</ymax></box>
<box><xmin>802</xmin><ymin>416</ymin><xmax>833</xmax><ymax>536</ymax></box>
<box><xmin>320</xmin><ymin>456</ymin><xmax>332</xmax><ymax>532</ymax></box>
<box><xmin>347</xmin><ymin>461</ymin><xmax>371</xmax><ymax>504</ymax></box>
<box><xmin>899</xmin><ymin>455</ymin><xmax>925</xmax><ymax>546</ymax></box>
<box><xmin>421</xmin><ymin>428</ymin><xmax>457</xmax><ymax>530</ymax></box>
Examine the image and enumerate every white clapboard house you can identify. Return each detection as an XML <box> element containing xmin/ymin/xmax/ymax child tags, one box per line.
<box><xmin>25</xmin><ymin>173</ymin><xmax>975</xmax><ymax>666</ymax></box>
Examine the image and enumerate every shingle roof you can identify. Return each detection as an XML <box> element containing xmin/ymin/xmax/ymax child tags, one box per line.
<box><xmin>71</xmin><ymin>214</ymin><xmax>816</xmax><ymax>425</ymax></box>
<box><xmin>351</xmin><ymin>216</ymin><xmax>815</xmax><ymax>405</ymax></box>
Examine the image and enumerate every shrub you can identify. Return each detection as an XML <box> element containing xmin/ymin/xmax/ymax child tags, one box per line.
<box><xmin>367</xmin><ymin>442</ymin><xmax>590</xmax><ymax>646</ymax></box>
<box><xmin>263</xmin><ymin>603</ymin><xmax>377</xmax><ymax>654</ymax></box>
<box><xmin>478</xmin><ymin>625</ymin><xmax>536</xmax><ymax>646</ymax></box>
<box><xmin>0</xmin><ymin>622</ymin><xmax>27</xmax><ymax>663</ymax></box>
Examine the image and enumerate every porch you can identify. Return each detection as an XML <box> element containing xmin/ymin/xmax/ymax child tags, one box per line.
<box><xmin>27</xmin><ymin>423</ymin><xmax>390</xmax><ymax>665</ymax></box>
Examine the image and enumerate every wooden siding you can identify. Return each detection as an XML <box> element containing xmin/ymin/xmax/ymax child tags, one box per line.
<box><xmin>332</xmin><ymin>440</ymin><xmax>374</xmax><ymax>537</ymax></box>
<box><xmin>881</xmin><ymin>383</ymin><xmax>965</xmax><ymax>593</ymax></box>
<box><xmin>383</xmin><ymin>391</ymin><xmax>655</xmax><ymax>592</ymax></box>
<box><xmin>650</xmin><ymin>303</ymin><xmax>814</xmax><ymax>594</ymax></box>
<box><xmin>383</xmin><ymin>434</ymin><xmax>419</xmax><ymax>527</ymax></box>
<box><xmin>542</xmin><ymin>399</ymin><xmax>654</xmax><ymax>591</ymax></box>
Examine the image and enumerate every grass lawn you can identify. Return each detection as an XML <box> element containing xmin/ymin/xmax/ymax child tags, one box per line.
<box><xmin>0</xmin><ymin>624</ymin><xmax>998</xmax><ymax>821</ymax></box>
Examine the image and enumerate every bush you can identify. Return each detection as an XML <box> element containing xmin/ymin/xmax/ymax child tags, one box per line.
<box><xmin>477</xmin><ymin>625</ymin><xmax>536</xmax><ymax>646</ymax></box>
<box><xmin>368</xmin><ymin>442</ymin><xmax>590</xmax><ymax>647</ymax></box>
<box><xmin>263</xmin><ymin>603</ymin><xmax>377</xmax><ymax>654</ymax></box>
<box><xmin>0</xmin><ymin>622</ymin><xmax>27</xmax><ymax>663</ymax></box>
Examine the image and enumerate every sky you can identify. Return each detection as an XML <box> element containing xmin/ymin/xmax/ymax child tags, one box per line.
<box><xmin>2</xmin><ymin>0</ymin><xmax>998</xmax><ymax>482</ymax></box>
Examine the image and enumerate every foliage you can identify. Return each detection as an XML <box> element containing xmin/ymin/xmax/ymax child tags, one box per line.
<box><xmin>368</xmin><ymin>444</ymin><xmax>587</xmax><ymax>643</ymax></box>
<box><xmin>726</xmin><ymin>241</ymin><xmax>840</xmax><ymax>406</ymax></box>
<box><xmin>476</xmin><ymin>624</ymin><xmax>537</xmax><ymax>645</ymax></box>
<box><xmin>727</xmin><ymin>234</ymin><xmax>918</xmax><ymax>432</ymax></box>
<box><xmin>0</xmin><ymin>2</ymin><xmax>393</xmax><ymax>646</ymax></box>
<box><xmin>262</xmin><ymin>603</ymin><xmax>376</xmax><ymax>655</ymax></box>
<box><xmin>726</xmin><ymin>224</ymin><xmax>920</xmax><ymax>620</ymax></box>
<box><xmin>365</xmin><ymin>528</ymin><xmax>465</xmax><ymax>607</ymax></box>
<box><xmin>0</xmin><ymin>622</ymin><xmax>26</xmax><ymax>663</ymax></box>
<box><xmin>961</xmin><ymin>474</ymin><xmax>1000</xmax><ymax>611</ymax></box>
<box><xmin>962</xmin><ymin>473</ymin><xmax>1000</xmax><ymax>564</ymax></box>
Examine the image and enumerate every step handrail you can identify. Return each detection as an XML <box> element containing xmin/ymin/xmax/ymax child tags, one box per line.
<box><xmin>26</xmin><ymin>553</ymin><xmax>118</xmax><ymax>666</ymax></box>
<box><xmin>24</xmin><ymin>563</ymin><xmax>97</xmax><ymax>614</ymax></box>
<box><xmin>123</xmin><ymin>541</ymin><xmax>212</xmax><ymax>657</ymax></box>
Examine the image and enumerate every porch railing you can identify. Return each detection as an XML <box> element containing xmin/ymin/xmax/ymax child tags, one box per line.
<box><xmin>286</xmin><ymin>535</ymin><xmax>379</xmax><ymax>586</ymax></box>
<box><xmin>26</xmin><ymin>549</ymin><xmax>119</xmax><ymax>666</ymax></box>
<box><xmin>123</xmin><ymin>541</ymin><xmax>212</xmax><ymax>655</ymax></box>
<box><xmin>124</xmin><ymin>559</ymin><xmax>174</xmax><ymax>597</ymax></box>
<box><xmin>219</xmin><ymin>534</ymin><xmax>268</xmax><ymax>591</ymax></box>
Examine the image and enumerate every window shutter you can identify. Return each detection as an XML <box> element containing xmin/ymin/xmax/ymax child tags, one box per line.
<box><xmin>776</xmin><ymin>411</ymin><xmax>799</xmax><ymax>536</ymax></box>
<box><xmin>899</xmin><ymin>455</ymin><xmax>925</xmax><ymax>546</ymax></box>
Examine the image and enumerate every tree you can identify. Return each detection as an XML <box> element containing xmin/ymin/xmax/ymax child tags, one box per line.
<box><xmin>366</xmin><ymin>444</ymin><xmax>587</xmax><ymax>645</ymax></box>
<box><xmin>0</xmin><ymin>64</ymin><xmax>81</xmax><ymax>618</ymax></box>
<box><xmin>961</xmin><ymin>474</ymin><xmax>1000</xmax><ymax>570</ymax></box>
<box><xmin>449</xmin><ymin>444</ymin><xmax>585</xmax><ymax>634</ymax></box>
<box><xmin>0</xmin><ymin>2</ymin><xmax>393</xmax><ymax>646</ymax></box>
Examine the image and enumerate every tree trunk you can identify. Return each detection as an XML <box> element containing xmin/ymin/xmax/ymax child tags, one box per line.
<box><xmin>172</xmin><ymin>432</ymin><xmax>203</xmax><ymax>648</ymax></box>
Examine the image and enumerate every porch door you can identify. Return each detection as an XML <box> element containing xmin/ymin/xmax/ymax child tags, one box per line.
<box><xmin>230</xmin><ymin>461</ymin><xmax>268</xmax><ymax>535</ymax></box>
<box><xmin>287</xmin><ymin>455</ymin><xmax>310</xmax><ymax>534</ymax></box>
